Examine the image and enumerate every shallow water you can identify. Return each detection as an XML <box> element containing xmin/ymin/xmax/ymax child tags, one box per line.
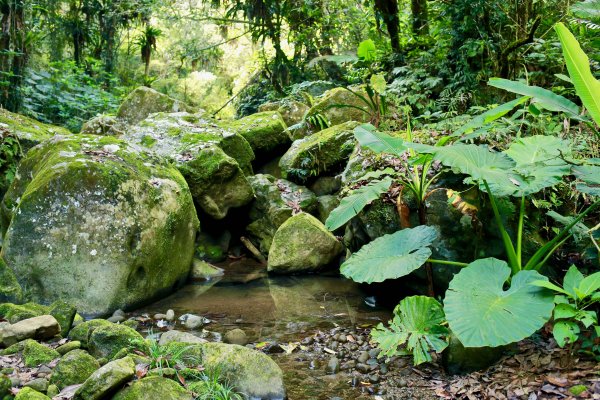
<box><xmin>138</xmin><ymin>260</ymin><xmax>392</xmax><ymax>399</ymax></box>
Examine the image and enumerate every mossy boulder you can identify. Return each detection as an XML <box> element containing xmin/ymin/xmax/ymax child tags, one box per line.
<box><xmin>246</xmin><ymin>174</ymin><xmax>318</xmax><ymax>255</ymax></box>
<box><xmin>223</xmin><ymin>111</ymin><xmax>289</xmax><ymax>158</ymax></box>
<box><xmin>279</xmin><ymin>121</ymin><xmax>360</xmax><ymax>182</ymax></box>
<box><xmin>22</xmin><ymin>339</ymin><xmax>60</xmax><ymax>367</ymax></box>
<box><xmin>306</xmin><ymin>87</ymin><xmax>370</xmax><ymax>126</ymax></box>
<box><xmin>112</xmin><ymin>376</ymin><xmax>193</xmax><ymax>400</ymax></box>
<box><xmin>0</xmin><ymin>373</ymin><xmax>10</xmax><ymax>397</ymax></box>
<box><xmin>48</xmin><ymin>301</ymin><xmax>77</xmax><ymax>336</ymax></box>
<box><xmin>15</xmin><ymin>387</ymin><xmax>51</xmax><ymax>400</ymax></box>
<box><xmin>0</xmin><ymin>135</ymin><xmax>198</xmax><ymax>316</ymax></box>
<box><xmin>343</xmin><ymin>198</ymin><xmax>402</xmax><ymax>251</ymax></box>
<box><xmin>0</xmin><ymin>109</ymin><xmax>70</xmax><ymax>153</ymax></box>
<box><xmin>190</xmin><ymin>259</ymin><xmax>224</xmax><ymax>281</ymax></box>
<box><xmin>259</xmin><ymin>100</ymin><xmax>309</xmax><ymax>127</ymax></box>
<box><xmin>117</xmin><ymin>87</ymin><xmax>194</xmax><ymax>125</ymax></box>
<box><xmin>268</xmin><ymin>213</ymin><xmax>343</xmax><ymax>274</ymax></box>
<box><xmin>68</xmin><ymin>319</ymin><xmax>113</xmax><ymax>347</ymax></box>
<box><xmin>0</xmin><ymin>303</ymin><xmax>49</xmax><ymax>324</ymax></box>
<box><xmin>0</xmin><ymin>258</ymin><xmax>22</xmax><ymax>304</ymax></box>
<box><xmin>75</xmin><ymin>356</ymin><xmax>135</xmax><ymax>400</ymax></box>
<box><xmin>80</xmin><ymin>115</ymin><xmax>126</xmax><ymax>136</ymax></box>
<box><xmin>56</xmin><ymin>340</ymin><xmax>81</xmax><ymax>355</ymax></box>
<box><xmin>168</xmin><ymin>342</ymin><xmax>285</xmax><ymax>399</ymax></box>
<box><xmin>88</xmin><ymin>324</ymin><xmax>144</xmax><ymax>359</ymax></box>
<box><xmin>316</xmin><ymin>195</ymin><xmax>340</xmax><ymax>223</ymax></box>
<box><xmin>50</xmin><ymin>349</ymin><xmax>100</xmax><ymax>389</ymax></box>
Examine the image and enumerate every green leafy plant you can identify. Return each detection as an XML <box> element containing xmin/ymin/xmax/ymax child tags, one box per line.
<box><xmin>532</xmin><ymin>265</ymin><xmax>600</xmax><ymax>351</ymax></box>
<box><xmin>187</xmin><ymin>368</ymin><xmax>243</xmax><ymax>400</ymax></box>
<box><xmin>0</xmin><ymin>129</ymin><xmax>22</xmax><ymax>194</ymax></box>
<box><xmin>140</xmin><ymin>336</ymin><xmax>200</xmax><ymax>381</ymax></box>
<box><xmin>371</xmin><ymin>296</ymin><xmax>449</xmax><ymax>365</ymax></box>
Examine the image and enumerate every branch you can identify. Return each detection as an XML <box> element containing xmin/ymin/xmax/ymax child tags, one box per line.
<box><xmin>498</xmin><ymin>16</ymin><xmax>542</xmax><ymax>78</ymax></box>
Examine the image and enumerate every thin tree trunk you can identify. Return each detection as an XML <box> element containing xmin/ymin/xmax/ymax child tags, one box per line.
<box><xmin>411</xmin><ymin>0</ymin><xmax>429</xmax><ymax>36</ymax></box>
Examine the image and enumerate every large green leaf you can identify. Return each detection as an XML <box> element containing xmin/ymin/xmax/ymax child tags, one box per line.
<box><xmin>555</xmin><ymin>23</ymin><xmax>600</xmax><ymax>127</ymax></box>
<box><xmin>371</xmin><ymin>296</ymin><xmax>449</xmax><ymax>366</ymax></box>
<box><xmin>563</xmin><ymin>264</ymin><xmax>585</xmax><ymax>298</ymax></box>
<box><xmin>354</xmin><ymin>124</ymin><xmax>406</xmax><ymax>157</ymax></box>
<box><xmin>572</xmin><ymin>165</ymin><xmax>600</xmax><ymax>196</ymax></box>
<box><xmin>325</xmin><ymin>178</ymin><xmax>393</xmax><ymax>231</ymax></box>
<box><xmin>488</xmin><ymin>78</ymin><xmax>580</xmax><ymax>116</ymax></box>
<box><xmin>578</xmin><ymin>272</ymin><xmax>600</xmax><ymax>299</ymax></box>
<box><xmin>340</xmin><ymin>226</ymin><xmax>438</xmax><ymax>283</ymax></box>
<box><xmin>357</xmin><ymin>39</ymin><xmax>377</xmax><ymax>62</ymax></box>
<box><xmin>444</xmin><ymin>258</ymin><xmax>554</xmax><ymax>347</ymax></box>
<box><xmin>452</xmin><ymin>96</ymin><xmax>530</xmax><ymax>138</ymax></box>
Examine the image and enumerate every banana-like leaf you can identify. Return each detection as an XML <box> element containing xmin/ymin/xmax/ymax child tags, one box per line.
<box><xmin>489</xmin><ymin>78</ymin><xmax>580</xmax><ymax>116</ymax></box>
<box><xmin>555</xmin><ymin>23</ymin><xmax>600</xmax><ymax>127</ymax></box>
<box><xmin>452</xmin><ymin>96</ymin><xmax>530</xmax><ymax>138</ymax></box>
<box><xmin>325</xmin><ymin>178</ymin><xmax>393</xmax><ymax>231</ymax></box>
<box><xmin>354</xmin><ymin>124</ymin><xmax>406</xmax><ymax>156</ymax></box>
<box><xmin>444</xmin><ymin>258</ymin><xmax>554</xmax><ymax>347</ymax></box>
<box><xmin>371</xmin><ymin>296</ymin><xmax>449</xmax><ymax>366</ymax></box>
<box><xmin>340</xmin><ymin>225</ymin><xmax>438</xmax><ymax>283</ymax></box>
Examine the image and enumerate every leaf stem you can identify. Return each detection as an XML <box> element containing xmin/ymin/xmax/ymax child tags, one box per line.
<box><xmin>516</xmin><ymin>196</ymin><xmax>525</xmax><ymax>268</ymax></box>
<box><xmin>428</xmin><ymin>259</ymin><xmax>469</xmax><ymax>267</ymax></box>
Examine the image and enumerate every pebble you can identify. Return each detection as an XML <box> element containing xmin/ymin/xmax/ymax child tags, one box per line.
<box><xmin>368</xmin><ymin>374</ymin><xmax>380</xmax><ymax>384</ymax></box>
<box><xmin>107</xmin><ymin>315</ymin><xmax>125</xmax><ymax>323</ymax></box>
<box><xmin>356</xmin><ymin>363</ymin><xmax>370</xmax><ymax>374</ymax></box>
<box><xmin>369</xmin><ymin>348</ymin><xmax>381</xmax><ymax>358</ymax></box>
<box><xmin>357</xmin><ymin>351</ymin><xmax>369</xmax><ymax>363</ymax></box>
<box><xmin>153</xmin><ymin>313</ymin><xmax>167</xmax><ymax>320</ymax></box>
<box><xmin>326</xmin><ymin>357</ymin><xmax>340</xmax><ymax>374</ymax></box>
<box><xmin>223</xmin><ymin>328</ymin><xmax>248</xmax><ymax>346</ymax></box>
<box><xmin>112</xmin><ymin>309</ymin><xmax>125</xmax><ymax>317</ymax></box>
<box><xmin>38</xmin><ymin>366</ymin><xmax>52</xmax><ymax>374</ymax></box>
<box><xmin>367</xmin><ymin>358</ymin><xmax>379</xmax><ymax>366</ymax></box>
<box><xmin>165</xmin><ymin>309</ymin><xmax>175</xmax><ymax>321</ymax></box>
<box><xmin>184</xmin><ymin>315</ymin><xmax>206</xmax><ymax>329</ymax></box>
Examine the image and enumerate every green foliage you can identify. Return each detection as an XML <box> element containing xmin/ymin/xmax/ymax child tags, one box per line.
<box><xmin>0</xmin><ymin>129</ymin><xmax>22</xmax><ymax>193</ymax></box>
<box><xmin>142</xmin><ymin>336</ymin><xmax>200</xmax><ymax>381</ymax></box>
<box><xmin>444</xmin><ymin>258</ymin><xmax>554</xmax><ymax>347</ymax></box>
<box><xmin>357</xmin><ymin>39</ymin><xmax>378</xmax><ymax>62</ymax></box>
<box><xmin>187</xmin><ymin>368</ymin><xmax>242</xmax><ymax>400</ymax></box>
<box><xmin>532</xmin><ymin>265</ymin><xmax>600</xmax><ymax>352</ymax></box>
<box><xmin>340</xmin><ymin>225</ymin><xmax>438</xmax><ymax>283</ymax></box>
<box><xmin>21</xmin><ymin>61</ymin><xmax>122</xmax><ymax>132</ymax></box>
<box><xmin>371</xmin><ymin>296</ymin><xmax>449</xmax><ymax>365</ymax></box>
<box><xmin>325</xmin><ymin>177</ymin><xmax>393</xmax><ymax>231</ymax></box>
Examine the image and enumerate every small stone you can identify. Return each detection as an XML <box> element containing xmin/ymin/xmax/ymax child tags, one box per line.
<box><xmin>165</xmin><ymin>310</ymin><xmax>175</xmax><ymax>321</ymax></box>
<box><xmin>158</xmin><ymin>330</ymin><xmax>206</xmax><ymax>346</ymax></box>
<box><xmin>326</xmin><ymin>356</ymin><xmax>340</xmax><ymax>374</ymax></box>
<box><xmin>106</xmin><ymin>315</ymin><xmax>125</xmax><ymax>323</ymax></box>
<box><xmin>10</xmin><ymin>376</ymin><xmax>20</xmax><ymax>387</ymax></box>
<box><xmin>356</xmin><ymin>363</ymin><xmax>370</xmax><ymax>374</ymax></box>
<box><xmin>368</xmin><ymin>374</ymin><xmax>380</xmax><ymax>384</ymax></box>
<box><xmin>38</xmin><ymin>366</ymin><xmax>52</xmax><ymax>374</ymax></box>
<box><xmin>368</xmin><ymin>348</ymin><xmax>381</xmax><ymax>358</ymax></box>
<box><xmin>301</xmin><ymin>337</ymin><xmax>314</xmax><ymax>345</ymax></box>
<box><xmin>224</xmin><ymin>329</ymin><xmax>248</xmax><ymax>346</ymax></box>
<box><xmin>112</xmin><ymin>309</ymin><xmax>125</xmax><ymax>317</ymax></box>
<box><xmin>367</xmin><ymin>358</ymin><xmax>379</xmax><ymax>366</ymax></box>
<box><xmin>56</xmin><ymin>341</ymin><xmax>81</xmax><ymax>355</ymax></box>
<box><xmin>357</xmin><ymin>351</ymin><xmax>369</xmax><ymax>363</ymax></box>
<box><xmin>24</xmin><ymin>378</ymin><xmax>49</xmax><ymax>392</ymax></box>
<box><xmin>183</xmin><ymin>314</ymin><xmax>206</xmax><ymax>329</ymax></box>
<box><xmin>153</xmin><ymin>313</ymin><xmax>167</xmax><ymax>320</ymax></box>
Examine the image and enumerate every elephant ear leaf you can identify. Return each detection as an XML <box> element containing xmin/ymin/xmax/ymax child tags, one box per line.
<box><xmin>371</xmin><ymin>296</ymin><xmax>449</xmax><ymax>366</ymax></box>
<box><xmin>340</xmin><ymin>225</ymin><xmax>437</xmax><ymax>283</ymax></box>
<box><xmin>354</xmin><ymin>124</ymin><xmax>406</xmax><ymax>156</ymax></box>
<box><xmin>572</xmin><ymin>165</ymin><xmax>600</xmax><ymax>196</ymax></box>
<box><xmin>444</xmin><ymin>258</ymin><xmax>554</xmax><ymax>347</ymax></box>
<box><xmin>555</xmin><ymin>22</ymin><xmax>600</xmax><ymax>127</ymax></box>
<box><xmin>325</xmin><ymin>177</ymin><xmax>393</xmax><ymax>231</ymax></box>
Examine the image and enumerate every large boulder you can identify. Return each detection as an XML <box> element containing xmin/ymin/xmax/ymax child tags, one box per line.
<box><xmin>68</xmin><ymin>319</ymin><xmax>113</xmax><ymax>347</ymax></box>
<box><xmin>305</xmin><ymin>87</ymin><xmax>370</xmax><ymax>126</ymax></box>
<box><xmin>117</xmin><ymin>87</ymin><xmax>193</xmax><ymax>124</ymax></box>
<box><xmin>0</xmin><ymin>258</ymin><xmax>22</xmax><ymax>303</ymax></box>
<box><xmin>88</xmin><ymin>324</ymin><xmax>144</xmax><ymax>359</ymax></box>
<box><xmin>259</xmin><ymin>100</ymin><xmax>309</xmax><ymax>127</ymax></box>
<box><xmin>113</xmin><ymin>376</ymin><xmax>193</xmax><ymax>400</ymax></box>
<box><xmin>75</xmin><ymin>356</ymin><xmax>135</xmax><ymax>400</ymax></box>
<box><xmin>122</xmin><ymin>112</ymin><xmax>255</xmax><ymax>219</ymax></box>
<box><xmin>0</xmin><ymin>109</ymin><xmax>70</xmax><ymax>152</ymax></box>
<box><xmin>80</xmin><ymin>114</ymin><xmax>126</xmax><ymax>136</ymax></box>
<box><xmin>50</xmin><ymin>349</ymin><xmax>100</xmax><ymax>389</ymax></box>
<box><xmin>0</xmin><ymin>135</ymin><xmax>199</xmax><ymax>316</ymax></box>
<box><xmin>0</xmin><ymin>302</ymin><xmax>49</xmax><ymax>323</ymax></box>
<box><xmin>0</xmin><ymin>315</ymin><xmax>61</xmax><ymax>347</ymax></box>
<box><xmin>223</xmin><ymin>111</ymin><xmax>289</xmax><ymax>158</ymax></box>
<box><xmin>246</xmin><ymin>174</ymin><xmax>318</xmax><ymax>254</ymax></box>
<box><xmin>268</xmin><ymin>213</ymin><xmax>343</xmax><ymax>274</ymax></box>
<box><xmin>279</xmin><ymin>121</ymin><xmax>360</xmax><ymax>182</ymax></box>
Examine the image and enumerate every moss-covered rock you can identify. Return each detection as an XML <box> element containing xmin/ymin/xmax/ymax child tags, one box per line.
<box><xmin>0</xmin><ymin>135</ymin><xmax>198</xmax><ymax>316</ymax></box>
<box><xmin>223</xmin><ymin>111</ymin><xmax>289</xmax><ymax>158</ymax></box>
<box><xmin>48</xmin><ymin>301</ymin><xmax>77</xmax><ymax>336</ymax></box>
<box><xmin>112</xmin><ymin>376</ymin><xmax>193</xmax><ymax>400</ymax></box>
<box><xmin>56</xmin><ymin>340</ymin><xmax>81</xmax><ymax>355</ymax></box>
<box><xmin>88</xmin><ymin>324</ymin><xmax>144</xmax><ymax>359</ymax></box>
<box><xmin>14</xmin><ymin>387</ymin><xmax>51</xmax><ymax>400</ymax></box>
<box><xmin>189</xmin><ymin>259</ymin><xmax>224</xmax><ymax>281</ymax></box>
<box><xmin>0</xmin><ymin>374</ymin><xmax>10</xmax><ymax>397</ymax></box>
<box><xmin>306</xmin><ymin>87</ymin><xmax>370</xmax><ymax>126</ymax></box>
<box><xmin>0</xmin><ymin>315</ymin><xmax>61</xmax><ymax>347</ymax></box>
<box><xmin>279</xmin><ymin>121</ymin><xmax>360</xmax><ymax>182</ymax></box>
<box><xmin>316</xmin><ymin>195</ymin><xmax>340</xmax><ymax>223</ymax></box>
<box><xmin>0</xmin><ymin>303</ymin><xmax>49</xmax><ymax>324</ymax></box>
<box><xmin>245</xmin><ymin>174</ymin><xmax>318</xmax><ymax>255</ymax></box>
<box><xmin>22</xmin><ymin>339</ymin><xmax>60</xmax><ymax>367</ymax></box>
<box><xmin>268</xmin><ymin>213</ymin><xmax>343</xmax><ymax>274</ymax></box>
<box><xmin>0</xmin><ymin>258</ymin><xmax>22</xmax><ymax>304</ymax></box>
<box><xmin>0</xmin><ymin>109</ymin><xmax>70</xmax><ymax>153</ymax></box>
<box><xmin>75</xmin><ymin>356</ymin><xmax>135</xmax><ymax>400</ymax></box>
<box><xmin>50</xmin><ymin>349</ymin><xmax>100</xmax><ymax>389</ymax></box>
<box><xmin>80</xmin><ymin>115</ymin><xmax>126</xmax><ymax>136</ymax></box>
<box><xmin>68</xmin><ymin>320</ymin><xmax>113</xmax><ymax>348</ymax></box>
<box><xmin>259</xmin><ymin>100</ymin><xmax>309</xmax><ymax>127</ymax></box>
<box><xmin>117</xmin><ymin>87</ymin><xmax>194</xmax><ymax>125</ymax></box>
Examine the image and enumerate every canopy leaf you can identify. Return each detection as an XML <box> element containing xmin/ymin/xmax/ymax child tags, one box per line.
<box><xmin>371</xmin><ymin>296</ymin><xmax>449</xmax><ymax>365</ymax></box>
<box><xmin>444</xmin><ymin>258</ymin><xmax>554</xmax><ymax>347</ymax></box>
<box><xmin>340</xmin><ymin>226</ymin><xmax>438</xmax><ymax>283</ymax></box>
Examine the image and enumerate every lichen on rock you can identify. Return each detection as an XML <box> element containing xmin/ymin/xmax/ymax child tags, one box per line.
<box><xmin>116</xmin><ymin>86</ymin><xmax>195</xmax><ymax>125</ymax></box>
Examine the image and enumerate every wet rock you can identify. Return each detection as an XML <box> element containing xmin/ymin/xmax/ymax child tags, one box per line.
<box><xmin>223</xmin><ymin>111</ymin><xmax>289</xmax><ymax>158</ymax></box>
<box><xmin>326</xmin><ymin>357</ymin><xmax>340</xmax><ymax>374</ymax></box>
<box><xmin>75</xmin><ymin>356</ymin><xmax>135</xmax><ymax>400</ymax></box>
<box><xmin>224</xmin><ymin>328</ymin><xmax>248</xmax><ymax>346</ymax></box>
<box><xmin>112</xmin><ymin>376</ymin><xmax>193</xmax><ymax>400</ymax></box>
<box><xmin>89</xmin><ymin>324</ymin><xmax>144</xmax><ymax>359</ymax></box>
<box><xmin>117</xmin><ymin>86</ymin><xmax>194</xmax><ymax>124</ymax></box>
<box><xmin>22</xmin><ymin>340</ymin><xmax>60</xmax><ymax>367</ymax></box>
<box><xmin>183</xmin><ymin>315</ymin><xmax>207</xmax><ymax>330</ymax></box>
<box><xmin>158</xmin><ymin>330</ymin><xmax>206</xmax><ymax>346</ymax></box>
<box><xmin>280</xmin><ymin>121</ymin><xmax>360</xmax><ymax>183</ymax></box>
<box><xmin>0</xmin><ymin>315</ymin><xmax>61</xmax><ymax>347</ymax></box>
<box><xmin>51</xmin><ymin>349</ymin><xmax>100</xmax><ymax>389</ymax></box>
<box><xmin>0</xmin><ymin>135</ymin><xmax>198</xmax><ymax>316</ymax></box>
<box><xmin>166</xmin><ymin>310</ymin><xmax>175</xmax><ymax>321</ymax></box>
<box><xmin>24</xmin><ymin>377</ymin><xmax>49</xmax><ymax>392</ymax></box>
<box><xmin>268</xmin><ymin>213</ymin><xmax>343</xmax><ymax>274</ymax></box>
<box><xmin>190</xmin><ymin>259</ymin><xmax>224</xmax><ymax>281</ymax></box>
<box><xmin>15</xmin><ymin>387</ymin><xmax>51</xmax><ymax>399</ymax></box>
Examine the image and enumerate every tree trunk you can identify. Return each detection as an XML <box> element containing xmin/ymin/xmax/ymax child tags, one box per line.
<box><xmin>411</xmin><ymin>0</ymin><xmax>429</xmax><ymax>36</ymax></box>
<box><xmin>0</xmin><ymin>0</ymin><xmax>26</xmax><ymax>112</ymax></box>
<box><xmin>373</xmin><ymin>0</ymin><xmax>401</xmax><ymax>53</ymax></box>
